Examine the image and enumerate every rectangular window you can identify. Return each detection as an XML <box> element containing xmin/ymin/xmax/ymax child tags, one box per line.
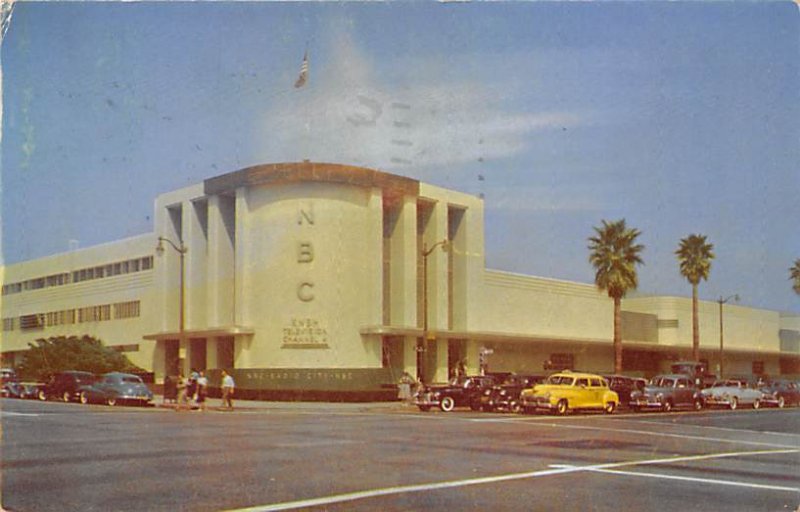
<box><xmin>2</xmin><ymin>318</ymin><xmax>14</xmax><ymax>331</ymax></box>
<box><xmin>113</xmin><ymin>301</ymin><xmax>141</xmax><ymax>319</ymax></box>
<box><xmin>20</xmin><ymin>314</ymin><xmax>43</xmax><ymax>330</ymax></box>
<box><xmin>547</xmin><ymin>353</ymin><xmax>575</xmax><ymax>371</ymax></box>
<box><xmin>142</xmin><ymin>256</ymin><xmax>153</xmax><ymax>270</ymax></box>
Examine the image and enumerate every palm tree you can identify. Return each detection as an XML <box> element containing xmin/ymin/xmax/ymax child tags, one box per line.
<box><xmin>588</xmin><ymin>219</ymin><xmax>645</xmax><ymax>374</ymax></box>
<box><xmin>676</xmin><ymin>234</ymin><xmax>715</xmax><ymax>361</ymax></box>
<box><xmin>791</xmin><ymin>259</ymin><xmax>800</xmax><ymax>295</ymax></box>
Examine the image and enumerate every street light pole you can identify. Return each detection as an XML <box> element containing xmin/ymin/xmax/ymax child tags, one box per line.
<box><xmin>717</xmin><ymin>294</ymin><xmax>739</xmax><ymax>379</ymax></box>
<box><xmin>419</xmin><ymin>239</ymin><xmax>449</xmax><ymax>382</ymax></box>
<box><xmin>156</xmin><ymin>236</ymin><xmax>188</xmax><ymax>341</ymax></box>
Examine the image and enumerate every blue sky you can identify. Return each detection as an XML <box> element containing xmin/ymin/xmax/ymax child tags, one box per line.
<box><xmin>2</xmin><ymin>2</ymin><xmax>798</xmax><ymax>313</ymax></box>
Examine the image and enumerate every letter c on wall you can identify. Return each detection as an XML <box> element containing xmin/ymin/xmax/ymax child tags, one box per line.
<box><xmin>297</xmin><ymin>282</ymin><xmax>314</xmax><ymax>302</ymax></box>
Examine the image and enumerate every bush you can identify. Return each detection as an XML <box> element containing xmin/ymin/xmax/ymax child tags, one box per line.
<box><xmin>16</xmin><ymin>335</ymin><xmax>143</xmax><ymax>381</ymax></box>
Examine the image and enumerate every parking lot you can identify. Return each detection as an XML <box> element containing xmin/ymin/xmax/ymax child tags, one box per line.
<box><xmin>1</xmin><ymin>398</ymin><xmax>798</xmax><ymax>511</ymax></box>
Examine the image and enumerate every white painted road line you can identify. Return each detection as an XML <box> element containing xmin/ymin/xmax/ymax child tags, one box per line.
<box><xmin>609</xmin><ymin>418</ymin><xmax>800</xmax><ymax>439</ymax></box>
<box><xmin>0</xmin><ymin>411</ymin><xmax>40</xmax><ymax>417</ymax></box>
<box><xmin>585</xmin><ymin>467</ymin><xmax>800</xmax><ymax>493</ymax></box>
<box><xmin>224</xmin><ymin>448</ymin><xmax>799</xmax><ymax>512</ymax></box>
<box><xmin>473</xmin><ymin>419</ymin><xmax>800</xmax><ymax>449</ymax></box>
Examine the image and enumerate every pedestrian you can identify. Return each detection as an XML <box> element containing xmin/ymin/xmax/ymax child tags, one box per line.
<box><xmin>221</xmin><ymin>370</ymin><xmax>235</xmax><ymax>410</ymax></box>
<box><xmin>195</xmin><ymin>370</ymin><xmax>208</xmax><ymax>412</ymax></box>
<box><xmin>398</xmin><ymin>372</ymin><xmax>414</xmax><ymax>405</ymax></box>
<box><xmin>175</xmin><ymin>372</ymin><xmax>188</xmax><ymax>412</ymax></box>
<box><xmin>188</xmin><ymin>368</ymin><xmax>199</xmax><ymax>406</ymax></box>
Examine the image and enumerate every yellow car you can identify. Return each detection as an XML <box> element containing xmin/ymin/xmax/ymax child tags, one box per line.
<box><xmin>520</xmin><ymin>371</ymin><xmax>619</xmax><ymax>415</ymax></box>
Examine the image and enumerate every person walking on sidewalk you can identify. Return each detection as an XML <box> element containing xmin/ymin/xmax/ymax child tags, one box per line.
<box><xmin>195</xmin><ymin>370</ymin><xmax>208</xmax><ymax>412</ymax></box>
<box><xmin>220</xmin><ymin>370</ymin><xmax>235</xmax><ymax>410</ymax></box>
<box><xmin>175</xmin><ymin>372</ymin><xmax>189</xmax><ymax>412</ymax></box>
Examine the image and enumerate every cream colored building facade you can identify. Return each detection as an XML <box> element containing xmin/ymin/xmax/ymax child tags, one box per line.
<box><xmin>2</xmin><ymin>163</ymin><xmax>798</xmax><ymax>396</ymax></box>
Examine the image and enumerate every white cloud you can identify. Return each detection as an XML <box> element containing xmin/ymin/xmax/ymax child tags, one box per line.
<box><xmin>253</xmin><ymin>31</ymin><xmax>589</xmax><ymax>174</ymax></box>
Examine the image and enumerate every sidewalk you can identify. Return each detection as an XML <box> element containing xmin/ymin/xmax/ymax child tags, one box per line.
<box><xmin>154</xmin><ymin>395</ymin><xmax>405</xmax><ymax>413</ymax></box>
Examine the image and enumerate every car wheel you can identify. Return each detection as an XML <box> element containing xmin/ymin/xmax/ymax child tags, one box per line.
<box><xmin>604</xmin><ymin>402</ymin><xmax>616</xmax><ymax>414</ymax></box>
<box><xmin>555</xmin><ymin>399</ymin><xmax>568</xmax><ymax>416</ymax></box>
<box><xmin>777</xmin><ymin>396</ymin><xmax>785</xmax><ymax>409</ymax></box>
<box><xmin>79</xmin><ymin>392</ymin><xmax>89</xmax><ymax>405</ymax></box>
<box><xmin>693</xmin><ymin>398</ymin><xmax>703</xmax><ymax>411</ymax></box>
<box><xmin>510</xmin><ymin>400</ymin><xmax>522</xmax><ymax>414</ymax></box>
<box><xmin>417</xmin><ymin>405</ymin><xmax>430</xmax><ymax>412</ymax></box>
<box><xmin>631</xmin><ymin>405</ymin><xmax>641</xmax><ymax>413</ymax></box>
<box><xmin>752</xmin><ymin>398</ymin><xmax>760</xmax><ymax>410</ymax></box>
<box><xmin>482</xmin><ymin>405</ymin><xmax>494</xmax><ymax>413</ymax></box>
<box><xmin>662</xmin><ymin>400</ymin><xmax>673</xmax><ymax>413</ymax></box>
<box><xmin>107</xmin><ymin>396</ymin><xmax>117</xmax><ymax>407</ymax></box>
<box><xmin>62</xmin><ymin>391</ymin><xmax>71</xmax><ymax>403</ymax></box>
<box><xmin>440</xmin><ymin>396</ymin><xmax>455</xmax><ymax>412</ymax></box>
<box><xmin>469</xmin><ymin>400</ymin><xmax>481</xmax><ymax>412</ymax></box>
<box><xmin>38</xmin><ymin>390</ymin><xmax>47</xmax><ymax>401</ymax></box>
<box><xmin>729</xmin><ymin>397</ymin><xmax>738</xmax><ymax>410</ymax></box>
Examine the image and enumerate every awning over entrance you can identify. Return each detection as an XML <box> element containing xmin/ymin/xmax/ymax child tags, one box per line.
<box><xmin>359</xmin><ymin>325</ymin><xmax>609</xmax><ymax>345</ymax></box>
<box><xmin>143</xmin><ymin>325</ymin><xmax>255</xmax><ymax>340</ymax></box>
<box><xmin>360</xmin><ymin>325</ymin><xmax>800</xmax><ymax>360</ymax></box>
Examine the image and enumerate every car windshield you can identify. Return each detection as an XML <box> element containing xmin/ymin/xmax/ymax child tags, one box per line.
<box><xmin>547</xmin><ymin>375</ymin><xmax>575</xmax><ymax>385</ymax></box>
<box><xmin>122</xmin><ymin>376</ymin><xmax>143</xmax><ymax>384</ymax></box>
<box><xmin>74</xmin><ymin>375</ymin><xmax>96</xmax><ymax>384</ymax></box>
<box><xmin>650</xmin><ymin>377</ymin><xmax>675</xmax><ymax>387</ymax></box>
<box><xmin>502</xmin><ymin>376</ymin><xmax>521</xmax><ymax>386</ymax></box>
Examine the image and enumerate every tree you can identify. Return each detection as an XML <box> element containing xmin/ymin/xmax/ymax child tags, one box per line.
<box><xmin>15</xmin><ymin>335</ymin><xmax>142</xmax><ymax>381</ymax></box>
<box><xmin>676</xmin><ymin>234</ymin><xmax>715</xmax><ymax>361</ymax></box>
<box><xmin>588</xmin><ymin>219</ymin><xmax>645</xmax><ymax>374</ymax></box>
<box><xmin>791</xmin><ymin>259</ymin><xmax>800</xmax><ymax>295</ymax></box>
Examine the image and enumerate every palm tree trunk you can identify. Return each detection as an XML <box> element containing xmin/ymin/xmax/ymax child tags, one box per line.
<box><xmin>614</xmin><ymin>296</ymin><xmax>622</xmax><ymax>374</ymax></box>
<box><xmin>692</xmin><ymin>283</ymin><xmax>699</xmax><ymax>361</ymax></box>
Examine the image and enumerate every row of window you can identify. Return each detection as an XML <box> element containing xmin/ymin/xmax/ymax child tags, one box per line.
<box><xmin>3</xmin><ymin>301</ymin><xmax>141</xmax><ymax>332</ymax></box>
<box><xmin>2</xmin><ymin>257</ymin><xmax>154</xmax><ymax>296</ymax></box>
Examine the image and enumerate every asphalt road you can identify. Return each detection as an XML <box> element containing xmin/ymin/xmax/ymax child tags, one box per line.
<box><xmin>1</xmin><ymin>398</ymin><xmax>798</xmax><ymax>512</ymax></box>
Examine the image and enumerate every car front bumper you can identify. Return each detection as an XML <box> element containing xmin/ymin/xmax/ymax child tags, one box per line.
<box><xmin>630</xmin><ymin>398</ymin><xmax>665</xmax><ymax>409</ymax></box>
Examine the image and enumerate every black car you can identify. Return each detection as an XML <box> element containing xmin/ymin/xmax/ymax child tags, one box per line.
<box><xmin>479</xmin><ymin>374</ymin><xmax>545</xmax><ymax>413</ymax></box>
<box><xmin>603</xmin><ymin>375</ymin><xmax>646</xmax><ymax>406</ymax></box>
<box><xmin>39</xmin><ymin>371</ymin><xmax>98</xmax><ymax>402</ymax></box>
<box><xmin>415</xmin><ymin>375</ymin><xmax>498</xmax><ymax>412</ymax></box>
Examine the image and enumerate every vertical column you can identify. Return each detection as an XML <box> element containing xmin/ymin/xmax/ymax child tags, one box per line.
<box><xmin>403</xmin><ymin>336</ymin><xmax>417</xmax><ymax>376</ymax></box>
<box><xmin>465</xmin><ymin>339</ymin><xmax>482</xmax><ymax>375</ymax></box>
<box><xmin>424</xmin><ymin>201</ymin><xmax>449</xmax><ymax>331</ymax></box>
<box><xmin>207</xmin><ymin>338</ymin><xmax>219</xmax><ymax>369</ymax></box>
<box><xmin>234</xmin><ymin>187</ymin><xmax>248</xmax><ymax>325</ymax></box>
<box><xmin>391</xmin><ymin>196</ymin><xmax>419</xmax><ymax>327</ymax></box>
<box><xmin>207</xmin><ymin>195</ymin><xmax>235</xmax><ymax>326</ymax></box>
<box><xmin>425</xmin><ymin>201</ymin><xmax>449</xmax><ymax>381</ymax></box>
<box><xmin>367</xmin><ymin>188</ymin><xmax>384</xmax><ymax>325</ymax></box>
<box><xmin>184</xmin><ymin>200</ymin><xmax>208</xmax><ymax>330</ymax></box>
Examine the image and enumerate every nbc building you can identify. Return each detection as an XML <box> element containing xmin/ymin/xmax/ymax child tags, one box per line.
<box><xmin>2</xmin><ymin>162</ymin><xmax>799</xmax><ymax>399</ymax></box>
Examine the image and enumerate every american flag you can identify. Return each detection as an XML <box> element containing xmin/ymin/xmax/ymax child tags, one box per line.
<box><xmin>294</xmin><ymin>50</ymin><xmax>309</xmax><ymax>88</ymax></box>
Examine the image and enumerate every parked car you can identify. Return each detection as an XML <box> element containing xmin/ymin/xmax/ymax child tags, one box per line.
<box><xmin>670</xmin><ymin>361</ymin><xmax>716</xmax><ymax>388</ymax></box>
<box><xmin>757</xmin><ymin>379</ymin><xmax>800</xmax><ymax>408</ymax></box>
<box><xmin>603</xmin><ymin>375</ymin><xmax>646</xmax><ymax>406</ymax></box>
<box><xmin>39</xmin><ymin>371</ymin><xmax>98</xmax><ymax>402</ymax></box>
<box><xmin>415</xmin><ymin>375</ymin><xmax>498</xmax><ymax>412</ymax></box>
<box><xmin>520</xmin><ymin>371</ymin><xmax>619</xmax><ymax>415</ymax></box>
<box><xmin>78</xmin><ymin>372</ymin><xmax>153</xmax><ymax>406</ymax></box>
<box><xmin>701</xmin><ymin>379</ymin><xmax>765</xmax><ymax>410</ymax></box>
<box><xmin>479</xmin><ymin>374</ymin><xmax>545</xmax><ymax>413</ymax></box>
<box><xmin>630</xmin><ymin>374</ymin><xmax>704</xmax><ymax>412</ymax></box>
<box><xmin>19</xmin><ymin>382</ymin><xmax>45</xmax><ymax>399</ymax></box>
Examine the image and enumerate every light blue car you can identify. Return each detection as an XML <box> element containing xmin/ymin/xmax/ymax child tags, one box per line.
<box><xmin>701</xmin><ymin>379</ymin><xmax>764</xmax><ymax>410</ymax></box>
<box><xmin>79</xmin><ymin>372</ymin><xmax>153</xmax><ymax>406</ymax></box>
